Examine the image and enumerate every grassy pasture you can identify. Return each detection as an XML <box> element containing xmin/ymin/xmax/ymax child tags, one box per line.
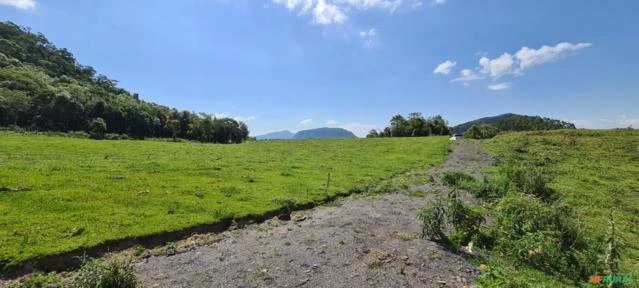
<box><xmin>484</xmin><ymin>129</ymin><xmax>639</xmax><ymax>284</ymax></box>
<box><xmin>0</xmin><ymin>133</ymin><xmax>448</xmax><ymax>266</ymax></box>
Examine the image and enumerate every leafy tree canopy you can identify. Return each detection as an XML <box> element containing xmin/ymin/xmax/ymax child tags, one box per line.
<box><xmin>0</xmin><ymin>21</ymin><xmax>249</xmax><ymax>143</ymax></box>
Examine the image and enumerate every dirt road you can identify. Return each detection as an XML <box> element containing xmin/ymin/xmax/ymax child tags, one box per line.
<box><xmin>135</xmin><ymin>141</ymin><xmax>492</xmax><ymax>288</ymax></box>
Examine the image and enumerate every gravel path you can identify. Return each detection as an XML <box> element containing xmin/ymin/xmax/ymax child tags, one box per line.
<box><xmin>135</xmin><ymin>140</ymin><xmax>492</xmax><ymax>288</ymax></box>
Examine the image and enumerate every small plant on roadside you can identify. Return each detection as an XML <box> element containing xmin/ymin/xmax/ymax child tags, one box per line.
<box><xmin>71</xmin><ymin>257</ymin><xmax>138</xmax><ymax>288</ymax></box>
<box><xmin>7</xmin><ymin>272</ymin><xmax>61</xmax><ymax>288</ymax></box>
<box><xmin>418</xmin><ymin>198</ymin><xmax>446</xmax><ymax>240</ymax></box>
<box><xmin>442</xmin><ymin>171</ymin><xmax>475</xmax><ymax>187</ymax></box>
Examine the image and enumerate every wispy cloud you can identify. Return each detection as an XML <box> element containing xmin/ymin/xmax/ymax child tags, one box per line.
<box><xmin>326</xmin><ymin>119</ymin><xmax>339</xmax><ymax>125</ymax></box>
<box><xmin>442</xmin><ymin>42</ymin><xmax>591</xmax><ymax>87</ymax></box>
<box><xmin>450</xmin><ymin>69</ymin><xmax>484</xmax><ymax>83</ymax></box>
<box><xmin>486</xmin><ymin>82</ymin><xmax>511</xmax><ymax>90</ymax></box>
<box><xmin>233</xmin><ymin>115</ymin><xmax>256</xmax><ymax>122</ymax></box>
<box><xmin>359</xmin><ymin>28</ymin><xmax>377</xmax><ymax>47</ymax></box>
<box><xmin>272</xmin><ymin>0</ymin><xmax>425</xmax><ymax>25</ymax></box>
<box><xmin>478</xmin><ymin>42</ymin><xmax>591</xmax><ymax>79</ymax></box>
<box><xmin>433</xmin><ymin>60</ymin><xmax>457</xmax><ymax>75</ymax></box>
<box><xmin>213</xmin><ymin>113</ymin><xmax>256</xmax><ymax>122</ymax></box>
<box><xmin>300</xmin><ymin>118</ymin><xmax>313</xmax><ymax>125</ymax></box>
<box><xmin>0</xmin><ymin>0</ymin><xmax>36</xmax><ymax>9</ymax></box>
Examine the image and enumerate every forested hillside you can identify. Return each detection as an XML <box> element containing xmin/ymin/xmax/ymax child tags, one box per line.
<box><xmin>454</xmin><ymin>113</ymin><xmax>575</xmax><ymax>133</ymax></box>
<box><xmin>0</xmin><ymin>22</ymin><xmax>249</xmax><ymax>143</ymax></box>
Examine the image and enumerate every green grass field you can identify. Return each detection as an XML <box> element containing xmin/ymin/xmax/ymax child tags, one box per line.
<box><xmin>483</xmin><ymin>129</ymin><xmax>639</xmax><ymax>285</ymax></box>
<box><xmin>0</xmin><ymin>133</ymin><xmax>448</xmax><ymax>266</ymax></box>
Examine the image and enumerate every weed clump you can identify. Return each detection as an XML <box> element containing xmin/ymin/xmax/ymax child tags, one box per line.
<box><xmin>71</xmin><ymin>258</ymin><xmax>138</xmax><ymax>288</ymax></box>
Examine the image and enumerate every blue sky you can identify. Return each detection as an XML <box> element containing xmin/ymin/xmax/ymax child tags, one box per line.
<box><xmin>1</xmin><ymin>0</ymin><xmax>638</xmax><ymax>136</ymax></box>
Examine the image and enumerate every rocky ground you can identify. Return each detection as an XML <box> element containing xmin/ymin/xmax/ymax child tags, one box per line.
<box><xmin>135</xmin><ymin>140</ymin><xmax>493</xmax><ymax>288</ymax></box>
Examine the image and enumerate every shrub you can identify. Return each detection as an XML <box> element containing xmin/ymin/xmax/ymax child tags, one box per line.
<box><xmin>505</xmin><ymin>167</ymin><xmax>555</xmax><ymax>201</ymax></box>
<box><xmin>442</xmin><ymin>171</ymin><xmax>475</xmax><ymax>187</ymax></box>
<box><xmin>7</xmin><ymin>272</ymin><xmax>61</xmax><ymax>288</ymax></box>
<box><xmin>418</xmin><ymin>200</ymin><xmax>446</xmax><ymax>240</ymax></box>
<box><xmin>89</xmin><ymin>118</ymin><xmax>107</xmax><ymax>140</ymax></box>
<box><xmin>71</xmin><ymin>258</ymin><xmax>138</xmax><ymax>288</ymax></box>
<box><xmin>464</xmin><ymin>124</ymin><xmax>499</xmax><ymax>139</ymax></box>
<box><xmin>467</xmin><ymin>176</ymin><xmax>508</xmax><ymax>200</ymax></box>
<box><xmin>446</xmin><ymin>190</ymin><xmax>484</xmax><ymax>246</ymax></box>
<box><xmin>492</xmin><ymin>193</ymin><xmax>596</xmax><ymax>279</ymax></box>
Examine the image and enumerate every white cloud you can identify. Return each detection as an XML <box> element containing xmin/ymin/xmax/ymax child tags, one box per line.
<box><xmin>433</xmin><ymin>0</ymin><xmax>446</xmax><ymax>4</ymax></box>
<box><xmin>0</xmin><ymin>0</ymin><xmax>35</xmax><ymax>9</ymax></box>
<box><xmin>336</xmin><ymin>0</ymin><xmax>402</xmax><ymax>11</ymax></box>
<box><xmin>234</xmin><ymin>115</ymin><xmax>256</xmax><ymax>122</ymax></box>
<box><xmin>339</xmin><ymin>122</ymin><xmax>378</xmax><ymax>137</ymax></box>
<box><xmin>272</xmin><ymin>0</ymin><xmax>424</xmax><ymax>25</ymax></box>
<box><xmin>476</xmin><ymin>42</ymin><xmax>591</xmax><ymax>79</ymax></box>
<box><xmin>479</xmin><ymin>53</ymin><xmax>517</xmax><ymax>79</ymax></box>
<box><xmin>359</xmin><ymin>28</ymin><xmax>376</xmax><ymax>37</ymax></box>
<box><xmin>359</xmin><ymin>28</ymin><xmax>377</xmax><ymax>47</ymax></box>
<box><xmin>515</xmin><ymin>42</ymin><xmax>592</xmax><ymax>71</ymax></box>
<box><xmin>486</xmin><ymin>82</ymin><xmax>512</xmax><ymax>90</ymax></box>
<box><xmin>326</xmin><ymin>120</ymin><xmax>339</xmax><ymax>125</ymax></box>
<box><xmin>313</xmin><ymin>0</ymin><xmax>347</xmax><ymax>24</ymax></box>
<box><xmin>433</xmin><ymin>60</ymin><xmax>457</xmax><ymax>75</ymax></box>
<box><xmin>213</xmin><ymin>113</ymin><xmax>256</xmax><ymax>122</ymax></box>
<box><xmin>300</xmin><ymin>118</ymin><xmax>313</xmax><ymax>125</ymax></box>
<box><xmin>450</xmin><ymin>69</ymin><xmax>484</xmax><ymax>83</ymax></box>
<box><xmin>447</xmin><ymin>42</ymin><xmax>591</xmax><ymax>86</ymax></box>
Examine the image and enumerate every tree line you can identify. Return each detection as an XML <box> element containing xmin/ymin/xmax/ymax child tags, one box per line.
<box><xmin>367</xmin><ymin>113</ymin><xmax>450</xmax><ymax>138</ymax></box>
<box><xmin>495</xmin><ymin>115</ymin><xmax>575</xmax><ymax>131</ymax></box>
<box><xmin>0</xmin><ymin>21</ymin><xmax>249</xmax><ymax>143</ymax></box>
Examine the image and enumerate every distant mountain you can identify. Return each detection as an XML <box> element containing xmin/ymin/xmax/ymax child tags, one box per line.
<box><xmin>255</xmin><ymin>130</ymin><xmax>294</xmax><ymax>140</ymax></box>
<box><xmin>293</xmin><ymin>127</ymin><xmax>357</xmax><ymax>139</ymax></box>
<box><xmin>454</xmin><ymin>113</ymin><xmax>575</xmax><ymax>133</ymax></box>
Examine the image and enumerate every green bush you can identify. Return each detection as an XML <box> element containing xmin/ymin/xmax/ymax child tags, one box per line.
<box><xmin>506</xmin><ymin>167</ymin><xmax>555</xmax><ymax>201</ymax></box>
<box><xmin>418</xmin><ymin>200</ymin><xmax>446</xmax><ymax>240</ymax></box>
<box><xmin>492</xmin><ymin>193</ymin><xmax>597</xmax><ymax>279</ymax></box>
<box><xmin>71</xmin><ymin>258</ymin><xmax>138</xmax><ymax>288</ymax></box>
<box><xmin>442</xmin><ymin>171</ymin><xmax>475</xmax><ymax>187</ymax></box>
<box><xmin>7</xmin><ymin>272</ymin><xmax>61</xmax><ymax>288</ymax></box>
<box><xmin>464</xmin><ymin>124</ymin><xmax>499</xmax><ymax>139</ymax></box>
<box><xmin>467</xmin><ymin>176</ymin><xmax>508</xmax><ymax>200</ymax></box>
<box><xmin>89</xmin><ymin>118</ymin><xmax>107</xmax><ymax>140</ymax></box>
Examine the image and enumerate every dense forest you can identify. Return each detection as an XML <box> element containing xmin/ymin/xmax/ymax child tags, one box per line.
<box><xmin>366</xmin><ymin>113</ymin><xmax>450</xmax><ymax>138</ymax></box>
<box><xmin>454</xmin><ymin>113</ymin><xmax>575</xmax><ymax>133</ymax></box>
<box><xmin>0</xmin><ymin>21</ymin><xmax>249</xmax><ymax>143</ymax></box>
<box><xmin>463</xmin><ymin>124</ymin><xmax>499</xmax><ymax>139</ymax></box>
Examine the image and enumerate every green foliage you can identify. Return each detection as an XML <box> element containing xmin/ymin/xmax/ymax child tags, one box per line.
<box><xmin>0</xmin><ymin>21</ymin><xmax>249</xmax><ymax>143</ymax></box>
<box><xmin>419</xmin><ymin>190</ymin><xmax>484</xmax><ymax>247</ymax></box>
<box><xmin>454</xmin><ymin>113</ymin><xmax>576</xmax><ymax>134</ymax></box>
<box><xmin>442</xmin><ymin>171</ymin><xmax>475</xmax><ymax>187</ymax></box>
<box><xmin>367</xmin><ymin>113</ymin><xmax>450</xmax><ymax>137</ymax></box>
<box><xmin>0</xmin><ymin>134</ymin><xmax>448</xmax><ymax>265</ymax></box>
<box><xmin>418</xmin><ymin>201</ymin><xmax>446</xmax><ymax>240</ymax></box>
<box><xmin>71</xmin><ymin>258</ymin><xmax>137</xmax><ymax>288</ymax></box>
<box><xmin>446</xmin><ymin>190</ymin><xmax>484</xmax><ymax>246</ymax></box>
<box><xmin>505</xmin><ymin>167</ymin><xmax>556</xmax><ymax>201</ymax></box>
<box><xmin>89</xmin><ymin>118</ymin><xmax>107</xmax><ymax>140</ymax></box>
<box><xmin>481</xmin><ymin>129</ymin><xmax>639</xmax><ymax>285</ymax></box>
<box><xmin>6</xmin><ymin>272</ymin><xmax>61</xmax><ymax>288</ymax></box>
<box><xmin>464</xmin><ymin>124</ymin><xmax>499</xmax><ymax>139</ymax></box>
